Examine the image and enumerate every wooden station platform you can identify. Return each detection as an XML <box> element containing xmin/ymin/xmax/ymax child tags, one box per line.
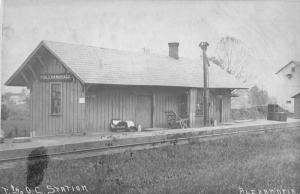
<box><xmin>1</xmin><ymin>119</ymin><xmax>300</xmax><ymax>163</ymax></box>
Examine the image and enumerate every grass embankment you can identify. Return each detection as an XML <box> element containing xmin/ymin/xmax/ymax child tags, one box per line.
<box><xmin>0</xmin><ymin>128</ymin><xmax>299</xmax><ymax>194</ymax></box>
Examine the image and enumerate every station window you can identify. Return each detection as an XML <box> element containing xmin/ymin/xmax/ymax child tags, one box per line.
<box><xmin>51</xmin><ymin>83</ymin><xmax>61</xmax><ymax>114</ymax></box>
<box><xmin>291</xmin><ymin>66</ymin><xmax>295</xmax><ymax>72</ymax></box>
<box><xmin>286</xmin><ymin>73</ymin><xmax>292</xmax><ymax>79</ymax></box>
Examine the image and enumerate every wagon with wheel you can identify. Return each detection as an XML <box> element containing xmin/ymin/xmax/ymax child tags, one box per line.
<box><xmin>165</xmin><ymin>110</ymin><xmax>189</xmax><ymax>129</ymax></box>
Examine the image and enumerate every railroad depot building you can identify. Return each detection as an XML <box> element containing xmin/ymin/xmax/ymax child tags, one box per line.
<box><xmin>5</xmin><ymin>41</ymin><xmax>246</xmax><ymax>136</ymax></box>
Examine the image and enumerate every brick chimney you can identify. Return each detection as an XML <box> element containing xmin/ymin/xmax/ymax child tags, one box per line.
<box><xmin>168</xmin><ymin>42</ymin><xmax>179</xmax><ymax>59</ymax></box>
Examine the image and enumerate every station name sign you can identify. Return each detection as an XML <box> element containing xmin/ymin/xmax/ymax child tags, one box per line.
<box><xmin>40</xmin><ymin>73</ymin><xmax>73</xmax><ymax>82</ymax></box>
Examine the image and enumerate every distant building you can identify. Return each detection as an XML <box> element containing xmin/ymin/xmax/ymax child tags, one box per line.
<box><xmin>9</xmin><ymin>95</ymin><xmax>26</xmax><ymax>105</ymax></box>
<box><xmin>275</xmin><ymin>61</ymin><xmax>300</xmax><ymax>113</ymax></box>
<box><xmin>5</xmin><ymin>41</ymin><xmax>247</xmax><ymax>136</ymax></box>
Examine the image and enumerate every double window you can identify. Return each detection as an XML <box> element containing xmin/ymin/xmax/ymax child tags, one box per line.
<box><xmin>51</xmin><ymin>83</ymin><xmax>61</xmax><ymax>114</ymax></box>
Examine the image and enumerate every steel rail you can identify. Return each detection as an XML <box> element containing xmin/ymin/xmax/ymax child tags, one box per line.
<box><xmin>0</xmin><ymin>126</ymin><xmax>298</xmax><ymax>163</ymax></box>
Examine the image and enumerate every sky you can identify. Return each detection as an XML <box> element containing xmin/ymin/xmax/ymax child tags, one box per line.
<box><xmin>1</xmin><ymin>0</ymin><xmax>300</xmax><ymax>98</ymax></box>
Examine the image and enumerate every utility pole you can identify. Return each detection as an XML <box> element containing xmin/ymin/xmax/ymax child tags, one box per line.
<box><xmin>199</xmin><ymin>42</ymin><xmax>209</xmax><ymax>126</ymax></box>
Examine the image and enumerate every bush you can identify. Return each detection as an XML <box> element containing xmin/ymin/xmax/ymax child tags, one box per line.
<box><xmin>1</xmin><ymin>120</ymin><xmax>30</xmax><ymax>138</ymax></box>
<box><xmin>248</xmin><ymin>86</ymin><xmax>271</xmax><ymax>106</ymax></box>
<box><xmin>231</xmin><ymin>106</ymin><xmax>267</xmax><ymax>120</ymax></box>
<box><xmin>7</xmin><ymin>103</ymin><xmax>29</xmax><ymax>120</ymax></box>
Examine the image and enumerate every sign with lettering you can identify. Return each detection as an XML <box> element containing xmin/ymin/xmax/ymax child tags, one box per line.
<box><xmin>1</xmin><ymin>184</ymin><xmax>89</xmax><ymax>194</ymax></box>
<box><xmin>40</xmin><ymin>73</ymin><xmax>73</xmax><ymax>82</ymax></box>
<box><xmin>79</xmin><ymin>97</ymin><xmax>85</xmax><ymax>104</ymax></box>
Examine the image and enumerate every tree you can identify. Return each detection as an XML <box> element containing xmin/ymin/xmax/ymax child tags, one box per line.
<box><xmin>248</xmin><ymin>85</ymin><xmax>270</xmax><ymax>106</ymax></box>
<box><xmin>210</xmin><ymin>36</ymin><xmax>254</xmax><ymax>83</ymax></box>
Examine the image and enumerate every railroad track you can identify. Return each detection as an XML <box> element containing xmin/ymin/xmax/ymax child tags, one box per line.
<box><xmin>0</xmin><ymin>125</ymin><xmax>299</xmax><ymax>164</ymax></box>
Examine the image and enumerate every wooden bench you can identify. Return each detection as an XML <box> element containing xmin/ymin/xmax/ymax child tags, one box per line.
<box><xmin>165</xmin><ymin>110</ymin><xmax>189</xmax><ymax>129</ymax></box>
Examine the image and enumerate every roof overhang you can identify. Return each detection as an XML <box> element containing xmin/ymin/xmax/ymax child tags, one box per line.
<box><xmin>84</xmin><ymin>82</ymin><xmax>248</xmax><ymax>89</ymax></box>
<box><xmin>5</xmin><ymin>42</ymin><xmax>44</xmax><ymax>87</ymax></box>
<box><xmin>5</xmin><ymin>41</ymin><xmax>84</xmax><ymax>87</ymax></box>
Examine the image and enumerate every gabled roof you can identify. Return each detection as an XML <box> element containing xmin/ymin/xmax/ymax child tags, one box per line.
<box><xmin>291</xmin><ymin>92</ymin><xmax>300</xmax><ymax>98</ymax></box>
<box><xmin>6</xmin><ymin>40</ymin><xmax>247</xmax><ymax>89</ymax></box>
<box><xmin>275</xmin><ymin>60</ymin><xmax>300</xmax><ymax>74</ymax></box>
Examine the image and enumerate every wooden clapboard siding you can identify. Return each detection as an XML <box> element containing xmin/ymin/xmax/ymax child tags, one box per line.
<box><xmin>208</xmin><ymin>91</ymin><xmax>216</xmax><ymax>124</ymax></box>
<box><xmin>85</xmin><ymin>86</ymin><xmax>186</xmax><ymax>132</ymax></box>
<box><xmin>209</xmin><ymin>89</ymin><xmax>231</xmax><ymax>123</ymax></box>
<box><xmin>223</xmin><ymin>94</ymin><xmax>231</xmax><ymax>122</ymax></box>
<box><xmin>192</xmin><ymin>88</ymin><xmax>232</xmax><ymax>127</ymax></box>
<box><xmin>85</xmin><ymin>86</ymin><xmax>137</xmax><ymax>132</ymax></box>
<box><xmin>30</xmin><ymin>48</ymin><xmax>84</xmax><ymax>136</ymax></box>
<box><xmin>152</xmin><ymin>87</ymin><xmax>184</xmax><ymax>128</ymax></box>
